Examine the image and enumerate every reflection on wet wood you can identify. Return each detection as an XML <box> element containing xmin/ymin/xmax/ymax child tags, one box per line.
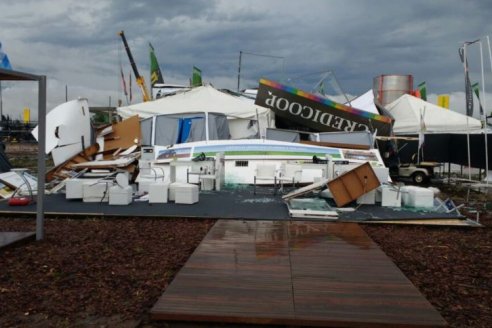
<box><xmin>151</xmin><ymin>220</ymin><xmax>446</xmax><ymax>327</ymax></box>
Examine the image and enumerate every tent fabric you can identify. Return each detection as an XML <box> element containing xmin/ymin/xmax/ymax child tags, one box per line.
<box><xmin>347</xmin><ymin>89</ymin><xmax>379</xmax><ymax>114</ymax></box>
<box><xmin>140</xmin><ymin>112</ymin><xmax>231</xmax><ymax>146</ymax></box>
<box><xmin>118</xmin><ymin>85</ymin><xmax>272</xmax><ymax>139</ymax></box>
<box><xmin>118</xmin><ymin>85</ymin><xmax>269</xmax><ymax>119</ymax></box>
<box><xmin>385</xmin><ymin>94</ymin><xmax>482</xmax><ymax>134</ymax></box>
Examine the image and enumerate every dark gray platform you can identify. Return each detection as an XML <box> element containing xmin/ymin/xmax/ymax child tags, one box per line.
<box><xmin>0</xmin><ymin>186</ymin><xmax>463</xmax><ymax>222</ymax></box>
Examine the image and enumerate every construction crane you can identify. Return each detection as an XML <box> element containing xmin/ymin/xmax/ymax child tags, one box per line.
<box><xmin>118</xmin><ymin>30</ymin><xmax>151</xmax><ymax>102</ymax></box>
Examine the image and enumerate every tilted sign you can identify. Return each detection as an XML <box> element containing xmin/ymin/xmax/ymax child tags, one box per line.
<box><xmin>255</xmin><ymin>79</ymin><xmax>393</xmax><ymax>136</ymax></box>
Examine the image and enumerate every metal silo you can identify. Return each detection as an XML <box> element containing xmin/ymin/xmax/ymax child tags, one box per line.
<box><xmin>373</xmin><ymin>75</ymin><xmax>413</xmax><ymax>106</ymax></box>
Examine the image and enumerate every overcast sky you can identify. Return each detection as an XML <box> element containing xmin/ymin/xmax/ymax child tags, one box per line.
<box><xmin>1</xmin><ymin>0</ymin><xmax>492</xmax><ymax>120</ymax></box>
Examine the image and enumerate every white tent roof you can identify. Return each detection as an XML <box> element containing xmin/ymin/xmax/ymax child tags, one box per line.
<box><xmin>385</xmin><ymin>94</ymin><xmax>482</xmax><ymax>134</ymax></box>
<box><xmin>347</xmin><ymin>89</ymin><xmax>379</xmax><ymax>114</ymax></box>
<box><xmin>117</xmin><ymin>84</ymin><xmax>270</xmax><ymax>119</ymax></box>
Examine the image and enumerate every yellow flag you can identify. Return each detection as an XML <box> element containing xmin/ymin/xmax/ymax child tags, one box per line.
<box><xmin>437</xmin><ymin>95</ymin><xmax>449</xmax><ymax>109</ymax></box>
<box><xmin>23</xmin><ymin>107</ymin><xmax>30</xmax><ymax>123</ymax></box>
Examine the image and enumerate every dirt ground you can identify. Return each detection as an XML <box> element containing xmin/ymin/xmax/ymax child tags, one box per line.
<box><xmin>0</xmin><ymin>165</ymin><xmax>491</xmax><ymax>327</ymax></box>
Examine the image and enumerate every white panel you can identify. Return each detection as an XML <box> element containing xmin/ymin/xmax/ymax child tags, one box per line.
<box><xmin>32</xmin><ymin>98</ymin><xmax>91</xmax><ymax>154</ymax></box>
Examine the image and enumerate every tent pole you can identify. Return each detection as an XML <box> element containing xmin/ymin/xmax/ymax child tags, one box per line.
<box><xmin>485</xmin><ymin>35</ymin><xmax>492</xmax><ymax>185</ymax></box>
<box><xmin>480</xmin><ymin>40</ymin><xmax>489</xmax><ymax>184</ymax></box>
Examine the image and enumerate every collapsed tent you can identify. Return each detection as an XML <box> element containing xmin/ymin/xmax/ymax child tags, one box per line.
<box><xmin>385</xmin><ymin>94</ymin><xmax>482</xmax><ymax>134</ymax></box>
<box><xmin>346</xmin><ymin>89</ymin><xmax>379</xmax><ymax>115</ymax></box>
<box><xmin>117</xmin><ymin>85</ymin><xmax>274</xmax><ymax>139</ymax></box>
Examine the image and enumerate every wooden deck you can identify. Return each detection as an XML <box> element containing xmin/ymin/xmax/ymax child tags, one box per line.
<box><xmin>151</xmin><ymin>220</ymin><xmax>446</xmax><ymax>327</ymax></box>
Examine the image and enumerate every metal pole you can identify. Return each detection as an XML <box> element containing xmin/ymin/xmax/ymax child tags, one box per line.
<box><xmin>463</xmin><ymin>43</ymin><xmax>472</xmax><ymax>181</ymax></box>
<box><xmin>0</xmin><ymin>80</ymin><xmax>3</xmax><ymax>119</ymax></box>
<box><xmin>65</xmin><ymin>84</ymin><xmax>68</xmax><ymax>102</ymax></box>
<box><xmin>479</xmin><ymin>40</ymin><xmax>489</xmax><ymax>184</ymax></box>
<box><xmin>467</xmin><ymin>116</ymin><xmax>472</xmax><ymax>181</ymax></box>
<box><xmin>485</xmin><ymin>35</ymin><xmax>492</xmax><ymax>184</ymax></box>
<box><xmin>36</xmin><ymin>75</ymin><xmax>46</xmax><ymax>241</ymax></box>
<box><xmin>237</xmin><ymin>51</ymin><xmax>242</xmax><ymax>92</ymax></box>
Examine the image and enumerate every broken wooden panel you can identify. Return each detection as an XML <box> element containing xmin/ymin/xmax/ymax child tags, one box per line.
<box><xmin>103</xmin><ymin>115</ymin><xmax>141</xmax><ymax>158</ymax></box>
<box><xmin>45</xmin><ymin>144</ymin><xmax>100</xmax><ymax>182</ymax></box>
<box><xmin>327</xmin><ymin>162</ymin><xmax>380</xmax><ymax>207</ymax></box>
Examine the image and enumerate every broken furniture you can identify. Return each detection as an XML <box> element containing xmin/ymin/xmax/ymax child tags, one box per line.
<box><xmin>7</xmin><ymin>168</ymin><xmax>35</xmax><ymax>206</ymax></box>
<box><xmin>286</xmin><ymin>198</ymin><xmax>338</xmax><ymax>220</ymax></box>
<box><xmin>83</xmin><ymin>180</ymin><xmax>114</xmax><ymax>202</ymax></box>
<box><xmin>109</xmin><ymin>173</ymin><xmax>133</xmax><ymax>205</ymax></box>
<box><xmin>327</xmin><ymin>162</ymin><xmax>381</xmax><ymax>207</ymax></box>
<box><xmin>376</xmin><ymin>184</ymin><xmax>402</xmax><ymax>207</ymax></box>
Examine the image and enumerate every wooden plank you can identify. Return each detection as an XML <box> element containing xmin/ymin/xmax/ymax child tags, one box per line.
<box><xmin>151</xmin><ymin>220</ymin><xmax>446</xmax><ymax>327</ymax></box>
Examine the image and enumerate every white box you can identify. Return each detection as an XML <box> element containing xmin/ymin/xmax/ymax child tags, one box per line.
<box><xmin>402</xmin><ymin>186</ymin><xmax>434</xmax><ymax>208</ymax></box>
<box><xmin>379</xmin><ymin>185</ymin><xmax>402</xmax><ymax>207</ymax></box>
<box><xmin>174</xmin><ymin>183</ymin><xmax>199</xmax><ymax>204</ymax></box>
<box><xmin>109</xmin><ymin>185</ymin><xmax>133</xmax><ymax>205</ymax></box>
<box><xmin>357</xmin><ymin>189</ymin><xmax>376</xmax><ymax>205</ymax></box>
<box><xmin>65</xmin><ymin>178</ymin><xmax>89</xmax><ymax>199</ymax></box>
<box><xmin>83</xmin><ymin>181</ymin><xmax>114</xmax><ymax>202</ymax></box>
<box><xmin>149</xmin><ymin>182</ymin><xmax>169</xmax><ymax>203</ymax></box>
<box><xmin>169</xmin><ymin>182</ymin><xmax>190</xmax><ymax>202</ymax></box>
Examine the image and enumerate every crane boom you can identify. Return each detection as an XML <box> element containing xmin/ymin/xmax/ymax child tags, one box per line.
<box><xmin>118</xmin><ymin>30</ymin><xmax>151</xmax><ymax>102</ymax></box>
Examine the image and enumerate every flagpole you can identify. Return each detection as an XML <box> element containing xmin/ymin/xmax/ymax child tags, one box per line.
<box><xmin>480</xmin><ymin>40</ymin><xmax>489</xmax><ymax>185</ymax></box>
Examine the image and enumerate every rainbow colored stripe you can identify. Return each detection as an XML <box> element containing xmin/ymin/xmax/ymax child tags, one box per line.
<box><xmin>259</xmin><ymin>78</ymin><xmax>393</xmax><ymax>123</ymax></box>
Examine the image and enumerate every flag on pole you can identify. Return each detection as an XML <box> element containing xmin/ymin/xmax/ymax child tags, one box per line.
<box><xmin>0</xmin><ymin>42</ymin><xmax>12</xmax><ymax>70</ymax></box>
<box><xmin>417</xmin><ymin>82</ymin><xmax>427</xmax><ymax>101</ymax></box>
<box><xmin>437</xmin><ymin>95</ymin><xmax>450</xmax><ymax>109</ymax></box>
<box><xmin>192</xmin><ymin>66</ymin><xmax>202</xmax><ymax>87</ymax></box>
<box><xmin>129</xmin><ymin>71</ymin><xmax>133</xmax><ymax>103</ymax></box>
<box><xmin>459</xmin><ymin>46</ymin><xmax>474</xmax><ymax>116</ymax></box>
<box><xmin>472</xmin><ymin>82</ymin><xmax>484</xmax><ymax>116</ymax></box>
<box><xmin>418</xmin><ymin>107</ymin><xmax>427</xmax><ymax>163</ymax></box>
<box><xmin>149</xmin><ymin>42</ymin><xmax>164</xmax><ymax>87</ymax></box>
<box><xmin>120</xmin><ymin>66</ymin><xmax>128</xmax><ymax>96</ymax></box>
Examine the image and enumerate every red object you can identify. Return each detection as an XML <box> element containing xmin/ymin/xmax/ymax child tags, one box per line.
<box><xmin>8</xmin><ymin>197</ymin><xmax>32</xmax><ymax>206</ymax></box>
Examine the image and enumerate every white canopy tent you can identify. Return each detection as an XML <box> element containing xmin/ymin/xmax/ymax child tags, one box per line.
<box><xmin>117</xmin><ymin>85</ymin><xmax>274</xmax><ymax>139</ymax></box>
<box><xmin>385</xmin><ymin>94</ymin><xmax>482</xmax><ymax>134</ymax></box>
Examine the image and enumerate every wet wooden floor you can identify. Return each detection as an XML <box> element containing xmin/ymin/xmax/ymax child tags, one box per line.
<box><xmin>151</xmin><ymin>220</ymin><xmax>446</xmax><ymax>327</ymax></box>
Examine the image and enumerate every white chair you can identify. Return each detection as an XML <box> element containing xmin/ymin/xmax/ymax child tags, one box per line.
<box><xmin>278</xmin><ymin>163</ymin><xmax>302</xmax><ymax>192</ymax></box>
<box><xmin>254</xmin><ymin>164</ymin><xmax>278</xmax><ymax>195</ymax></box>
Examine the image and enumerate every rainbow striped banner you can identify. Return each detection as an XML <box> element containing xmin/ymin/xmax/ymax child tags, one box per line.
<box><xmin>255</xmin><ymin>79</ymin><xmax>393</xmax><ymax>136</ymax></box>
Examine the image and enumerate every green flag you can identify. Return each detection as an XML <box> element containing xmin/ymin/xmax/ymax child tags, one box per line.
<box><xmin>472</xmin><ymin>82</ymin><xmax>484</xmax><ymax>115</ymax></box>
<box><xmin>417</xmin><ymin>82</ymin><xmax>427</xmax><ymax>101</ymax></box>
<box><xmin>149</xmin><ymin>42</ymin><xmax>164</xmax><ymax>87</ymax></box>
<box><xmin>192</xmin><ymin>66</ymin><xmax>202</xmax><ymax>87</ymax></box>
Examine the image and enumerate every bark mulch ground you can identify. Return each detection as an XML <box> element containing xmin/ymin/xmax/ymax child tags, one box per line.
<box><xmin>0</xmin><ymin>184</ymin><xmax>491</xmax><ymax>327</ymax></box>
<box><xmin>0</xmin><ymin>218</ymin><xmax>215</xmax><ymax>327</ymax></box>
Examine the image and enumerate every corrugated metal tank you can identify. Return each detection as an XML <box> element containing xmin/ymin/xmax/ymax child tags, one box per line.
<box><xmin>373</xmin><ymin>75</ymin><xmax>413</xmax><ymax>106</ymax></box>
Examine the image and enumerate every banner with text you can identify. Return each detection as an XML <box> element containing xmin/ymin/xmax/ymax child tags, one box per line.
<box><xmin>255</xmin><ymin>79</ymin><xmax>393</xmax><ymax>136</ymax></box>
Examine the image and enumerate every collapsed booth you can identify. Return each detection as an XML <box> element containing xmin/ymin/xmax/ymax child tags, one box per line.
<box><xmin>140</xmin><ymin>112</ymin><xmax>231</xmax><ymax>146</ymax></box>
